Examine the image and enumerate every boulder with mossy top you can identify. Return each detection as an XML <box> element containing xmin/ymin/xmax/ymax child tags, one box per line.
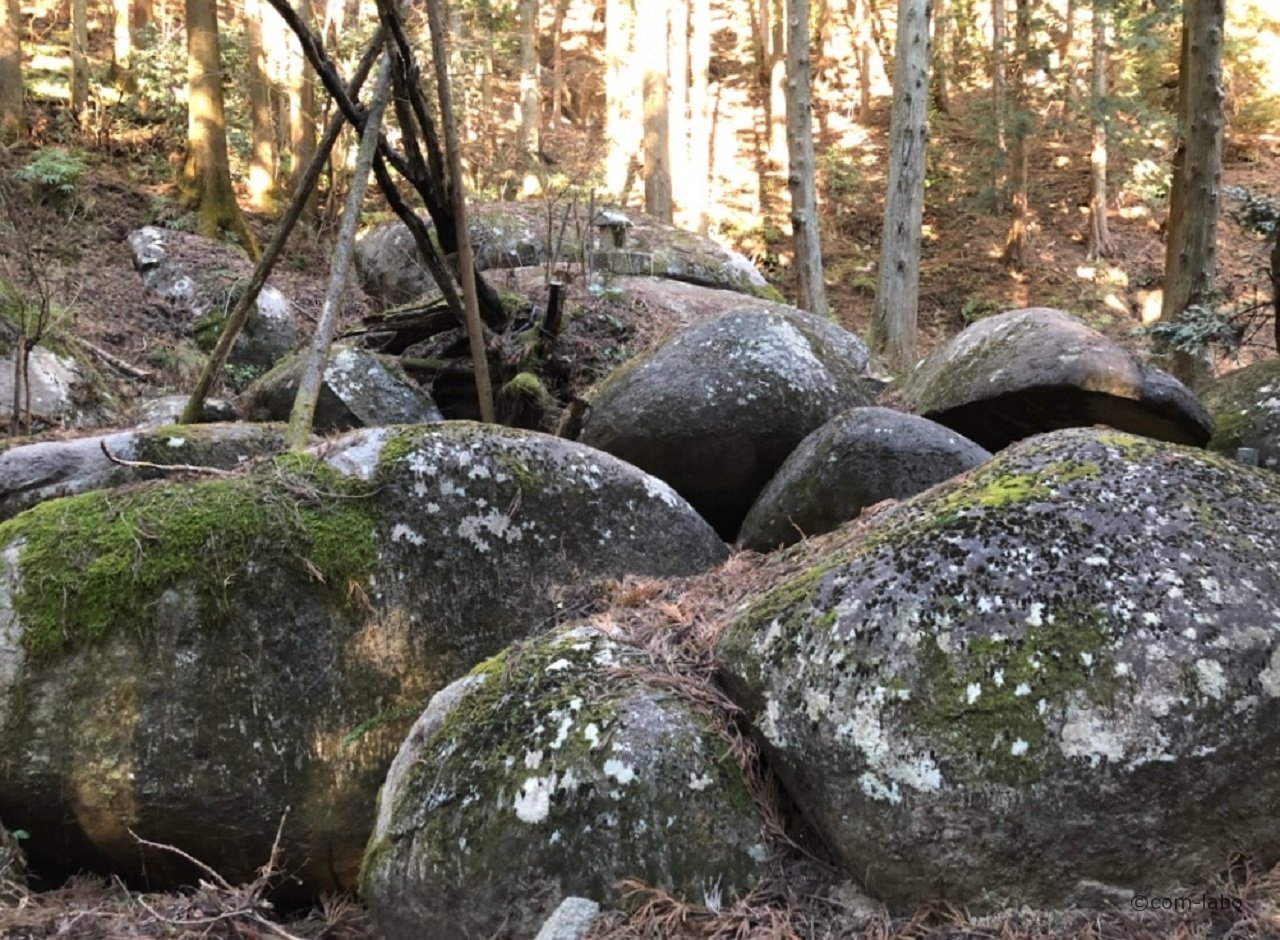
<box><xmin>738</xmin><ymin>407</ymin><xmax>991</xmax><ymax>551</ymax></box>
<box><xmin>0</xmin><ymin>424</ymin><xmax>726</xmax><ymax>897</ymax></box>
<box><xmin>242</xmin><ymin>345</ymin><xmax>442</xmax><ymax>430</ymax></box>
<box><xmin>354</xmin><ymin>202</ymin><xmax>782</xmax><ymax>306</ymax></box>
<box><xmin>580</xmin><ymin>308</ymin><xmax>872</xmax><ymax>539</ymax></box>
<box><xmin>1202</xmin><ymin>358</ymin><xmax>1280</xmax><ymax>470</ymax></box>
<box><xmin>717</xmin><ymin>427</ymin><xmax>1280</xmax><ymax>911</ymax></box>
<box><xmin>126</xmin><ymin>227</ymin><xmax>301</xmax><ymax>371</ymax></box>
<box><xmin>900</xmin><ymin>307</ymin><xmax>1213</xmax><ymax>451</ymax></box>
<box><xmin>361</xmin><ymin>627</ymin><xmax>768</xmax><ymax>940</ymax></box>
<box><xmin>0</xmin><ymin>423</ymin><xmax>289</xmax><ymax>520</ymax></box>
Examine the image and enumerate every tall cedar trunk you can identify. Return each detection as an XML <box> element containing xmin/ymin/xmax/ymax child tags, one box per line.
<box><xmin>288</xmin><ymin>0</ymin><xmax>318</xmax><ymax>220</ymax></box>
<box><xmin>605</xmin><ymin>0</ymin><xmax>640</xmax><ymax>198</ymax></box>
<box><xmin>688</xmin><ymin>0</ymin><xmax>711</xmax><ymax>233</ymax></box>
<box><xmin>669</xmin><ymin>0</ymin><xmax>689</xmax><ymax>219</ymax></box>
<box><xmin>1160</xmin><ymin>0</ymin><xmax>1224</xmax><ymax>388</ymax></box>
<box><xmin>549</xmin><ymin>0</ymin><xmax>568</xmax><ymax>122</ymax></box>
<box><xmin>1060</xmin><ymin>0</ymin><xmax>1076</xmax><ymax>110</ymax></box>
<box><xmin>181</xmin><ymin>0</ymin><xmax>260</xmax><ymax>258</ymax></box>
<box><xmin>932</xmin><ymin>0</ymin><xmax>950</xmax><ymax>114</ymax></box>
<box><xmin>786</xmin><ymin>0</ymin><xmax>827</xmax><ymax>315</ymax></box>
<box><xmin>768</xmin><ymin>0</ymin><xmax>787</xmax><ymax>167</ymax></box>
<box><xmin>112</xmin><ymin>0</ymin><xmax>134</xmax><ymax>87</ymax></box>
<box><xmin>991</xmin><ymin>0</ymin><xmax>1006</xmax><ymax>207</ymax></box>
<box><xmin>0</xmin><ymin>0</ymin><xmax>23</xmax><ymax>138</ymax></box>
<box><xmin>855</xmin><ymin>0</ymin><xmax>872</xmax><ymax>121</ymax></box>
<box><xmin>71</xmin><ymin>0</ymin><xmax>89</xmax><ymax>121</ymax></box>
<box><xmin>869</xmin><ymin>0</ymin><xmax>930</xmax><ymax>372</ymax></box>
<box><xmin>518</xmin><ymin>0</ymin><xmax>540</xmax><ymax>180</ymax></box>
<box><xmin>246</xmin><ymin>0</ymin><xmax>278</xmax><ymax>210</ymax></box>
<box><xmin>1001</xmin><ymin>0</ymin><xmax>1030</xmax><ymax>267</ymax></box>
<box><xmin>1085</xmin><ymin>0</ymin><xmax>1113</xmax><ymax>260</ymax></box>
<box><xmin>641</xmin><ymin>0</ymin><xmax>673</xmax><ymax>221</ymax></box>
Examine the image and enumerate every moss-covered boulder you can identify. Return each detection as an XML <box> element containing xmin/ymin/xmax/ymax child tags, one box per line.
<box><xmin>580</xmin><ymin>308</ymin><xmax>872</xmax><ymax>539</ymax></box>
<box><xmin>354</xmin><ymin>202</ymin><xmax>781</xmax><ymax>305</ymax></box>
<box><xmin>0</xmin><ymin>423</ymin><xmax>289</xmax><ymax>520</ymax></box>
<box><xmin>361</xmin><ymin>627</ymin><xmax>767</xmax><ymax>939</ymax></box>
<box><xmin>0</xmin><ymin>424</ymin><xmax>725</xmax><ymax>897</ymax></box>
<box><xmin>901</xmin><ymin>307</ymin><xmax>1213</xmax><ymax>451</ymax></box>
<box><xmin>738</xmin><ymin>407</ymin><xmax>990</xmax><ymax>551</ymax></box>
<box><xmin>717</xmin><ymin>428</ymin><xmax>1280</xmax><ymax>910</ymax></box>
<box><xmin>1202</xmin><ymin>358</ymin><xmax>1280</xmax><ymax>469</ymax></box>
<box><xmin>243</xmin><ymin>345</ymin><xmax>442</xmax><ymax>431</ymax></box>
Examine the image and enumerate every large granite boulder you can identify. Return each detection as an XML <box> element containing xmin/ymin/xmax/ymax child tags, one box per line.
<box><xmin>717</xmin><ymin>428</ymin><xmax>1280</xmax><ymax>910</ymax></box>
<box><xmin>0</xmin><ymin>345</ymin><xmax>106</xmax><ymax>429</ymax></box>
<box><xmin>901</xmin><ymin>307</ymin><xmax>1213</xmax><ymax>450</ymax></box>
<box><xmin>126</xmin><ymin>227</ymin><xmax>301</xmax><ymax>371</ymax></box>
<box><xmin>243</xmin><ymin>345</ymin><xmax>442</xmax><ymax>430</ymax></box>
<box><xmin>0</xmin><ymin>423</ymin><xmax>726</xmax><ymax>898</ymax></box>
<box><xmin>0</xmin><ymin>423</ymin><xmax>289</xmax><ymax>520</ymax></box>
<box><xmin>738</xmin><ymin>407</ymin><xmax>991</xmax><ymax>551</ymax></box>
<box><xmin>362</xmin><ymin>627</ymin><xmax>767</xmax><ymax>939</ymax></box>
<box><xmin>580</xmin><ymin>308</ymin><xmax>872</xmax><ymax>539</ymax></box>
<box><xmin>1202</xmin><ymin>358</ymin><xmax>1280</xmax><ymax>470</ymax></box>
<box><xmin>354</xmin><ymin>203</ymin><xmax>781</xmax><ymax>306</ymax></box>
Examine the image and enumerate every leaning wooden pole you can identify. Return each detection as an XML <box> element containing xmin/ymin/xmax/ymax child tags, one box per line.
<box><xmin>286</xmin><ymin>51</ymin><xmax>395</xmax><ymax>450</ymax></box>
<box><xmin>424</xmin><ymin>0</ymin><xmax>496</xmax><ymax>423</ymax></box>
<box><xmin>179</xmin><ymin>30</ymin><xmax>384</xmax><ymax>425</ymax></box>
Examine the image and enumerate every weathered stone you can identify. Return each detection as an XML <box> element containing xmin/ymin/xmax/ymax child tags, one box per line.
<box><xmin>1202</xmin><ymin>358</ymin><xmax>1280</xmax><ymax>470</ymax></box>
<box><xmin>738</xmin><ymin>407</ymin><xmax>990</xmax><ymax>551</ymax></box>
<box><xmin>362</xmin><ymin>628</ymin><xmax>766</xmax><ymax>939</ymax></box>
<box><xmin>534</xmin><ymin>897</ymin><xmax>601</xmax><ymax>940</ymax></box>
<box><xmin>580</xmin><ymin>308</ymin><xmax>872</xmax><ymax>539</ymax></box>
<box><xmin>126</xmin><ymin>227</ymin><xmax>301</xmax><ymax>371</ymax></box>
<box><xmin>0</xmin><ymin>346</ymin><xmax>100</xmax><ymax>428</ymax></box>
<box><xmin>354</xmin><ymin>203</ymin><xmax>781</xmax><ymax>306</ymax></box>
<box><xmin>717</xmin><ymin>428</ymin><xmax>1280</xmax><ymax>910</ymax></box>
<box><xmin>0</xmin><ymin>423</ymin><xmax>289</xmax><ymax>520</ymax></box>
<box><xmin>901</xmin><ymin>307</ymin><xmax>1213</xmax><ymax>450</ymax></box>
<box><xmin>0</xmin><ymin>423</ymin><xmax>725</xmax><ymax>897</ymax></box>
<box><xmin>134</xmin><ymin>395</ymin><xmax>237</xmax><ymax>428</ymax></box>
<box><xmin>243</xmin><ymin>345</ymin><xmax>442</xmax><ymax>430</ymax></box>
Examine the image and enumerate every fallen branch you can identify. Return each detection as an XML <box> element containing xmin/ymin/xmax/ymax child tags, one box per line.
<box><xmin>99</xmin><ymin>440</ymin><xmax>241</xmax><ymax>477</ymax></box>
<box><xmin>75</xmin><ymin>338</ymin><xmax>154</xmax><ymax>381</ymax></box>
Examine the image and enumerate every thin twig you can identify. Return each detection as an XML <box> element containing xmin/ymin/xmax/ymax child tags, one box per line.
<box><xmin>100</xmin><ymin>440</ymin><xmax>241</xmax><ymax>477</ymax></box>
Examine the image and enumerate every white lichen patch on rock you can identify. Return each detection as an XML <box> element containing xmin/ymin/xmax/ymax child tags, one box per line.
<box><xmin>716</xmin><ymin>427</ymin><xmax>1280</xmax><ymax>912</ymax></box>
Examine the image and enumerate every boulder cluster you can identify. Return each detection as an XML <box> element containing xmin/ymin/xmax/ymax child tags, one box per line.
<box><xmin>2</xmin><ymin>213</ymin><xmax>1279</xmax><ymax>939</ymax></box>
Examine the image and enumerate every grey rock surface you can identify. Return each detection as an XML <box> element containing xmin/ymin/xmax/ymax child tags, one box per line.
<box><xmin>1202</xmin><ymin>358</ymin><xmax>1280</xmax><ymax>470</ymax></box>
<box><xmin>718</xmin><ymin>428</ymin><xmax>1280</xmax><ymax>910</ymax></box>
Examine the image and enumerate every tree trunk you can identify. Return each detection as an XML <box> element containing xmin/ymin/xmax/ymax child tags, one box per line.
<box><xmin>288</xmin><ymin>0</ymin><xmax>318</xmax><ymax>221</ymax></box>
<box><xmin>181</xmin><ymin>0</ymin><xmax>260</xmax><ymax>258</ymax></box>
<box><xmin>668</xmin><ymin>0</ymin><xmax>689</xmax><ymax>218</ymax></box>
<box><xmin>641</xmin><ymin>0</ymin><xmax>673</xmax><ymax>221</ymax></box>
<box><xmin>518</xmin><ymin>0</ymin><xmax>541</xmax><ymax>193</ymax></box>
<box><xmin>869</xmin><ymin>0</ymin><xmax>931</xmax><ymax>373</ymax></box>
<box><xmin>288</xmin><ymin>53</ymin><xmax>393</xmax><ymax>450</ymax></box>
<box><xmin>854</xmin><ymin>0</ymin><xmax>873</xmax><ymax>122</ymax></box>
<box><xmin>549</xmin><ymin>0</ymin><xmax>568</xmax><ymax>122</ymax></box>
<box><xmin>768</xmin><ymin>0</ymin><xmax>787</xmax><ymax>166</ymax></box>
<box><xmin>246</xmin><ymin>0</ymin><xmax>278</xmax><ymax>211</ymax></box>
<box><xmin>1001</xmin><ymin>0</ymin><xmax>1030</xmax><ymax>268</ymax></box>
<box><xmin>1160</xmin><ymin>0</ymin><xmax>1224</xmax><ymax>388</ymax></box>
<box><xmin>1060</xmin><ymin>0</ymin><xmax>1076</xmax><ymax>112</ymax></box>
<box><xmin>605</xmin><ymin>0</ymin><xmax>640</xmax><ymax>199</ymax></box>
<box><xmin>70</xmin><ymin>0</ymin><xmax>89</xmax><ymax>122</ymax></box>
<box><xmin>991</xmin><ymin>0</ymin><xmax>1007</xmax><ymax>208</ymax></box>
<box><xmin>1085</xmin><ymin>0</ymin><xmax>1113</xmax><ymax>260</ymax></box>
<box><xmin>786</xmin><ymin>0</ymin><xmax>827</xmax><ymax>315</ymax></box>
<box><xmin>112</xmin><ymin>0</ymin><xmax>135</xmax><ymax>88</ymax></box>
<box><xmin>425</xmin><ymin>0</ymin><xmax>496</xmax><ymax>423</ymax></box>
<box><xmin>932</xmin><ymin>0</ymin><xmax>950</xmax><ymax>114</ymax></box>
<box><xmin>0</xmin><ymin>0</ymin><xmax>23</xmax><ymax>138</ymax></box>
<box><xmin>688</xmin><ymin>0</ymin><xmax>711</xmax><ymax>233</ymax></box>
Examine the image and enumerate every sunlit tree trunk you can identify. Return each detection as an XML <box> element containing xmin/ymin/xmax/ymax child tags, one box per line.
<box><xmin>768</xmin><ymin>0</ymin><xmax>787</xmax><ymax>166</ymax></box>
<box><xmin>288</xmin><ymin>0</ymin><xmax>318</xmax><ymax>221</ymax></box>
<box><xmin>853</xmin><ymin>0</ymin><xmax>873</xmax><ymax>121</ymax></box>
<box><xmin>1160</xmin><ymin>0</ymin><xmax>1224</xmax><ymax>388</ymax></box>
<box><xmin>786</xmin><ymin>0</ymin><xmax>827</xmax><ymax>315</ymax></box>
<box><xmin>640</xmin><ymin>0</ymin><xmax>672</xmax><ymax>221</ymax></box>
<box><xmin>246</xmin><ymin>0</ymin><xmax>277</xmax><ymax>210</ymax></box>
<box><xmin>687</xmin><ymin>0</ymin><xmax>711</xmax><ymax>233</ymax></box>
<box><xmin>518</xmin><ymin>0</ymin><xmax>541</xmax><ymax>192</ymax></box>
<box><xmin>71</xmin><ymin>0</ymin><xmax>89</xmax><ymax>122</ymax></box>
<box><xmin>605</xmin><ymin>0</ymin><xmax>640</xmax><ymax>199</ymax></box>
<box><xmin>1001</xmin><ymin>0</ymin><xmax>1030</xmax><ymax>267</ymax></box>
<box><xmin>1060</xmin><ymin>0</ymin><xmax>1076</xmax><ymax>111</ymax></box>
<box><xmin>112</xmin><ymin>0</ymin><xmax>134</xmax><ymax>87</ymax></box>
<box><xmin>1085</xmin><ymin>0</ymin><xmax>1113</xmax><ymax>260</ymax></box>
<box><xmin>669</xmin><ymin>0</ymin><xmax>688</xmax><ymax>218</ymax></box>
<box><xmin>181</xmin><ymin>0</ymin><xmax>260</xmax><ymax>257</ymax></box>
<box><xmin>870</xmin><ymin>0</ymin><xmax>931</xmax><ymax>372</ymax></box>
<box><xmin>932</xmin><ymin>0</ymin><xmax>950</xmax><ymax>114</ymax></box>
<box><xmin>991</xmin><ymin>0</ymin><xmax>1007</xmax><ymax>208</ymax></box>
<box><xmin>549</xmin><ymin>0</ymin><xmax>569</xmax><ymax>122</ymax></box>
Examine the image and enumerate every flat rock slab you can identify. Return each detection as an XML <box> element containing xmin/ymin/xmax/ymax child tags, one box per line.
<box><xmin>901</xmin><ymin>307</ymin><xmax>1213</xmax><ymax>450</ymax></box>
<box><xmin>580</xmin><ymin>308</ymin><xmax>872</xmax><ymax>539</ymax></box>
<box><xmin>718</xmin><ymin>428</ymin><xmax>1280</xmax><ymax>910</ymax></box>
<box><xmin>738</xmin><ymin>407</ymin><xmax>990</xmax><ymax>551</ymax></box>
